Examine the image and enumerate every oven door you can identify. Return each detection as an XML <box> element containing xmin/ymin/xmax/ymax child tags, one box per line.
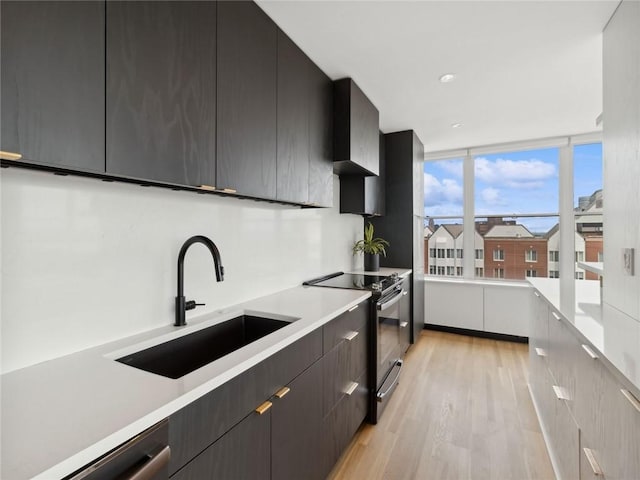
<box><xmin>376</xmin><ymin>286</ymin><xmax>404</xmax><ymax>387</ymax></box>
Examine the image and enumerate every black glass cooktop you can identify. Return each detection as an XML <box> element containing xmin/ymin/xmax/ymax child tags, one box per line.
<box><xmin>303</xmin><ymin>272</ymin><xmax>393</xmax><ymax>291</ymax></box>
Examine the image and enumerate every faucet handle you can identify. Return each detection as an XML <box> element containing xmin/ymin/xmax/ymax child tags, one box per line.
<box><xmin>185</xmin><ymin>300</ymin><xmax>206</xmax><ymax>311</ymax></box>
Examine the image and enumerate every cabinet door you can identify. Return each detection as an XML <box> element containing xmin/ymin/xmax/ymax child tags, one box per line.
<box><xmin>0</xmin><ymin>1</ymin><xmax>104</xmax><ymax>172</ymax></box>
<box><xmin>171</xmin><ymin>410</ymin><xmax>270</xmax><ymax>480</ymax></box>
<box><xmin>308</xmin><ymin>61</ymin><xmax>334</xmax><ymax>207</ymax></box>
<box><xmin>106</xmin><ymin>1</ymin><xmax>216</xmax><ymax>186</ymax></box>
<box><xmin>217</xmin><ymin>1</ymin><xmax>277</xmax><ymax>198</ymax></box>
<box><xmin>276</xmin><ymin>30</ymin><xmax>309</xmax><ymax>203</ymax></box>
<box><xmin>272</xmin><ymin>360</ymin><xmax>324</xmax><ymax>480</ymax></box>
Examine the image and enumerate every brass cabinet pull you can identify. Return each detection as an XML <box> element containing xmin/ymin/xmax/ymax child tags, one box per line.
<box><xmin>198</xmin><ymin>185</ymin><xmax>216</xmax><ymax>191</ymax></box>
<box><xmin>221</xmin><ymin>188</ymin><xmax>237</xmax><ymax>194</ymax></box>
<box><xmin>534</xmin><ymin>291</ymin><xmax>540</xmax><ymax>297</ymax></box>
<box><xmin>255</xmin><ymin>401</ymin><xmax>272</xmax><ymax>415</ymax></box>
<box><xmin>581</xmin><ymin>344</ymin><xmax>599</xmax><ymax>359</ymax></box>
<box><xmin>552</xmin><ymin>385</ymin><xmax>569</xmax><ymax>401</ymax></box>
<box><xmin>275</xmin><ymin>387</ymin><xmax>290</xmax><ymax>399</ymax></box>
<box><xmin>344</xmin><ymin>331</ymin><xmax>358</xmax><ymax>341</ymax></box>
<box><xmin>0</xmin><ymin>150</ymin><xmax>22</xmax><ymax>161</ymax></box>
<box><xmin>551</xmin><ymin>312</ymin><xmax>561</xmax><ymax>321</ymax></box>
<box><xmin>621</xmin><ymin>389</ymin><xmax>640</xmax><ymax>414</ymax></box>
<box><xmin>345</xmin><ymin>382</ymin><xmax>358</xmax><ymax>396</ymax></box>
<box><xmin>348</xmin><ymin>304</ymin><xmax>359</xmax><ymax>312</ymax></box>
<box><xmin>535</xmin><ymin>347</ymin><xmax>546</xmax><ymax>357</ymax></box>
<box><xmin>583</xmin><ymin>448</ymin><xmax>604</xmax><ymax>476</ymax></box>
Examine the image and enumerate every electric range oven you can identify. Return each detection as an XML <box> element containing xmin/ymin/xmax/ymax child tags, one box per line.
<box><xmin>303</xmin><ymin>271</ymin><xmax>409</xmax><ymax>423</ymax></box>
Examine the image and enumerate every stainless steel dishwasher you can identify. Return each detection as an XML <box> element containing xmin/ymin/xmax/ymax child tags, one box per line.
<box><xmin>65</xmin><ymin>419</ymin><xmax>170</xmax><ymax>480</ymax></box>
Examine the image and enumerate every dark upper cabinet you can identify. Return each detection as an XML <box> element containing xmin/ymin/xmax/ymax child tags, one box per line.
<box><xmin>217</xmin><ymin>1</ymin><xmax>277</xmax><ymax>198</ymax></box>
<box><xmin>0</xmin><ymin>1</ymin><xmax>105</xmax><ymax>172</ymax></box>
<box><xmin>333</xmin><ymin>78</ymin><xmax>380</xmax><ymax>176</ymax></box>
<box><xmin>340</xmin><ymin>131</ymin><xmax>386</xmax><ymax>216</ymax></box>
<box><xmin>308</xmin><ymin>61</ymin><xmax>334</xmax><ymax>207</ymax></box>
<box><xmin>276</xmin><ymin>30</ymin><xmax>310</xmax><ymax>204</ymax></box>
<box><xmin>106</xmin><ymin>2</ymin><xmax>216</xmax><ymax>187</ymax></box>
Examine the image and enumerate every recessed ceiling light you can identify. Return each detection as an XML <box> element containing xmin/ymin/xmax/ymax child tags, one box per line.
<box><xmin>439</xmin><ymin>73</ymin><xmax>457</xmax><ymax>83</ymax></box>
<box><xmin>451</xmin><ymin>123</ymin><xmax>463</xmax><ymax>128</ymax></box>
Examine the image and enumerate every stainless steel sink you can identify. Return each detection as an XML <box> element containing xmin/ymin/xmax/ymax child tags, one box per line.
<box><xmin>116</xmin><ymin>315</ymin><xmax>290</xmax><ymax>379</ymax></box>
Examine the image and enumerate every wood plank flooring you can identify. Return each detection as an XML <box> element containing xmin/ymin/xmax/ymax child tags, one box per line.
<box><xmin>327</xmin><ymin>330</ymin><xmax>555</xmax><ymax>480</ymax></box>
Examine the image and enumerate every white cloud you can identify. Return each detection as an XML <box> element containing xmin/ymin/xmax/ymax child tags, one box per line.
<box><xmin>432</xmin><ymin>160</ymin><xmax>463</xmax><ymax>177</ymax></box>
<box><xmin>424</xmin><ymin>173</ymin><xmax>462</xmax><ymax>205</ymax></box>
<box><xmin>480</xmin><ymin>187</ymin><xmax>506</xmax><ymax>206</ymax></box>
<box><xmin>475</xmin><ymin>157</ymin><xmax>556</xmax><ymax>188</ymax></box>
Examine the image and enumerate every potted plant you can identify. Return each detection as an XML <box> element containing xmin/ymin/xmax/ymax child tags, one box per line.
<box><xmin>352</xmin><ymin>222</ymin><xmax>390</xmax><ymax>272</ymax></box>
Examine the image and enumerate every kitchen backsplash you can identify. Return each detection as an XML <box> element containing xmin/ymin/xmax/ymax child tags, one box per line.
<box><xmin>1</xmin><ymin>169</ymin><xmax>363</xmax><ymax>373</ymax></box>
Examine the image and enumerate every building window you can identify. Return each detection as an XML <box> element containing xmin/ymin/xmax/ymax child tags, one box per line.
<box><xmin>526</xmin><ymin>270</ymin><xmax>537</xmax><ymax>277</ymax></box>
<box><xmin>429</xmin><ymin>265</ymin><xmax>436</xmax><ymax>275</ymax></box>
<box><xmin>493</xmin><ymin>249</ymin><xmax>504</xmax><ymax>261</ymax></box>
<box><xmin>575</xmin><ymin>271</ymin><xmax>584</xmax><ymax>280</ymax></box>
<box><xmin>437</xmin><ymin>266</ymin><xmax>445</xmax><ymax>275</ymax></box>
<box><xmin>437</xmin><ymin>249</ymin><xmax>445</xmax><ymax>258</ymax></box>
<box><xmin>597</xmin><ymin>251</ymin><xmax>603</xmax><ymax>262</ymax></box>
<box><xmin>475</xmin><ymin>267</ymin><xmax>484</xmax><ymax>277</ymax></box>
<box><xmin>456</xmin><ymin>267</ymin><xmax>463</xmax><ymax>276</ymax></box>
<box><xmin>446</xmin><ymin>248</ymin><xmax>454</xmax><ymax>259</ymax></box>
<box><xmin>549</xmin><ymin>250</ymin><xmax>559</xmax><ymax>262</ymax></box>
<box><xmin>429</xmin><ymin>248</ymin><xmax>436</xmax><ymax>258</ymax></box>
<box><xmin>456</xmin><ymin>249</ymin><xmax>463</xmax><ymax>259</ymax></box>
<box><xmin>494</xmin><ymin>268</ymin><xmax>504</xmax><ymax>278</ymax></box>
<box><xmin>446</xmin><ymin>266</ymin><xmax>455</xmax><ymax>276</ymax></box>
<box><xmin>549</xmin><ymin>270</ymin><xmax>559</xmax><ymax>278</ymax></box>
<box><xmin>475</xmin><ymin>249</ymin><xmax>484</xmax><ymax>260</ymax></box>
<box><xmin>525</xmin><ymin>250</ymin><xmax>538</xmax><ymax>262</ymax></box>
<box><xmin>575</xmin><ymin>251</ymin><xmax>584</xmax><ymax>262</ymax></box>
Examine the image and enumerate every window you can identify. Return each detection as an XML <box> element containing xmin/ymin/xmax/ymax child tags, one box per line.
<box><xmin>575</xmin><ymin>271</ymin><xmax>584</xmax><ymax>280</ymax></box>
<box><xmin>429</xmin><ymin>248</ymin><xmax>436</xmax><ymax>258</ymax></box>
<box><xmin>494</xmin><ymin>268</ymin><xmax>504</xmax><ymax>279</ymax></box>
<box><xmin>456</xmin><ymin>267</ymin><xmax>463</xmax><ymax>276</ymax></box>
<box><xmin>437</xmin><ymin>266</ymin><xmax>445</xmax><ymax>275</ymax></box>
<box><xmin>549</xmin><ymin>270</ymin><xmax>559</xmax><ymax>278</ymax></box>
<box><xmin>429</xmin><ymin>265</ymin><xmax>436</xmax><ymax>275</ymax></box>
<box><xmin>597</xmin><ymin>251</ymin><xmax>603</xmax><ymax>262</ymax></box>
<box><xmin>475</xmin><ymin>249</ymin><xmax>484</xmax><ymax>260</ymax></box>
<box><xmin>525</xmin><ymin>250</ymin><xmax>538</xmax><ymax>262</ymax></box>
<box><xmin>446</xmin><ymin>248</ymin><xmax>454</xmax><ymax>259</ymax></box>
<box><xmin>493</xmin><ymin>249</ymin><xmax>504</xmax><ymax>261</ymax></box>
<box><xmin>475</xmin><ymin>267</ymin><xmax>484</xmax><ymax>277</ymax></box>
<box><xmin>456</xmin><ymin>249</ymin><xmax>463</xmax><ymax>259</ymax></box>
<box><xmin>549</xmin><ymin>250</ymin><xmax>559</xmax><ymax>262</ymax></box>
<box><xmin>446</xmin><ymin>266</ymin><xmax>454</xmax><ymax>276</ymax></box>
<box><xmin>437</xmin><ymin>249</ymin><xmax>445</xmax><ymax>258</ymax></box>
<box><xmin>526</xmin><ymin>270</ymin><xmax>538</xmax><ymax>278</ymax></box>
<box><xmin>575</xmin><ymin>251</ymin><xmax>584</xmax><ymax>262</ymax></box>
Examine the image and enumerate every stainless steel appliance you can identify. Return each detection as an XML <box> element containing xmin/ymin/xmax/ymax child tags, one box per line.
<box><xmin>303</xmin><ymin>271</ymin><xmax>409</xmax><ymax>423</ymax></box>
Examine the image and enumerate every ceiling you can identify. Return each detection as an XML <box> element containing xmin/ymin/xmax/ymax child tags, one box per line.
<box><xmin>257</xmin><ymin>0</ymin><xmax>619</xmax><ymax>153</ymax></box>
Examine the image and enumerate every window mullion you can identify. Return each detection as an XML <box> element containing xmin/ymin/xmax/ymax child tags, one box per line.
<box><xmin>463</xmin><ymin>154</ymin><xmax>475</xmax><ymax>279</ymax></box>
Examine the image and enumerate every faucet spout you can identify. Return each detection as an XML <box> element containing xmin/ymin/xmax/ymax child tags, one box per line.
<box><xmin>175</xmin><ymin>235</ymin><xmax>224</xmax><ymax>326</ymax></box>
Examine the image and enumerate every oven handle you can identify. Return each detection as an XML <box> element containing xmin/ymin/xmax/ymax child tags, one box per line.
<box><xmin>377</xmin><ymin>360</ymin><xmax>403</xmax><ymax>401</ymax></box>
<box><xmin>377</xmin><ymin>289</ymin><xmax>405</xmax><ymax>311</ymax></box>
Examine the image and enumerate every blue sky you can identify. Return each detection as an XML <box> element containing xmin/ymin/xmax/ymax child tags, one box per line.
<box><xmin>424</xmin><ymin>143</ymin><xmax>602</xmax><ymax>234</ymax></box>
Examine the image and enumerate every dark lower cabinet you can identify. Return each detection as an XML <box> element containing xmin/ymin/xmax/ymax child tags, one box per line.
<box><xmin>0</xmin><ymin>0</ymin><xmax>105</xmax><ymax>172</ymax></box>
<box><xmin>272</xmin><ymin>360</ymin><xmax>324</xmax><ymax>480</ymax></box>
<box><xmin>106</xmin><ymin>1</ymin><xmax>216</xmax><ymax>187</ymax></box>
<box><xmin>171</xmin><ymin>410</ymin><xmax>270</xmax><ymax>480</ymax></box>
<box><xmin>217</xmin><ymin>1</ymin><xmax>277</xmax><ymax>198</ymax></box>
<box><xmin>276</xmin><ymin>29</ymin><xmax>309</xmax><ymax>204</ymax></box>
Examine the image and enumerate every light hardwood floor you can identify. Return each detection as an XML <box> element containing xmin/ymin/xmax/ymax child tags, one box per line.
<box><xmin>327</xmin><ymin>330</ymin><xmax>555</xmax><ymax>480</ymax></box>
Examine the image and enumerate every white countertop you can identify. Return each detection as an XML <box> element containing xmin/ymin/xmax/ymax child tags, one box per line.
<box><xmin>1</xmin><ymin>286</ymin><xmax>371</xmax><ymax>480</ymax></box>
<box><xmin>528</xmin><ymin>278</ymin><xmax>640</xmax><ymax>392</ymax></box>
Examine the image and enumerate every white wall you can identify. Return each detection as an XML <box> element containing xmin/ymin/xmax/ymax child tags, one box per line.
<box><xmin>0</xmin><ymin>169</ymin><xmax>363</xmax><ymax>373</ymax></box>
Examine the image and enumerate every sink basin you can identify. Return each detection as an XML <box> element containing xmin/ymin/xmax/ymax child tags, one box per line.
<box><xmin>116</xmin><ymin>315</ymin><xmax>290</xmax><ymax>379</ymax></box>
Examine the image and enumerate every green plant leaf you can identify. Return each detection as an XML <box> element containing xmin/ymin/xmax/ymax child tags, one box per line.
<box><xmin>352</xmin><ymin>222</ymin><xmax>389</xmax><ymax>256</ymax></box>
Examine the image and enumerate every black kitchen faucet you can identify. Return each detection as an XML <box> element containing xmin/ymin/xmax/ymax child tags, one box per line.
<box><xmin>175</xmin><ymin>235</ymin><xmax>224</xmax><ymax>326</ymax></box>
